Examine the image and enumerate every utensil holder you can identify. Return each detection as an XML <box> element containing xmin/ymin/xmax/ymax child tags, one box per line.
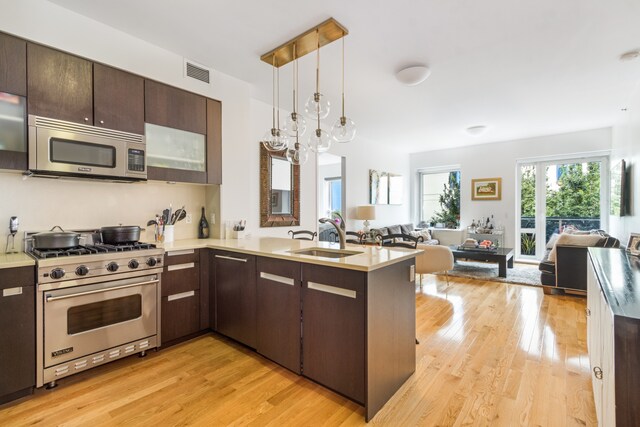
<box><xmin>164</xmin><ymin>225</ymin><xmax>175</xmax><ymax>243</ymax></box>
<box><xmin>229</xmin><ymin>230</ymin><xmax>245</xmax><ymax>239</ymax></box>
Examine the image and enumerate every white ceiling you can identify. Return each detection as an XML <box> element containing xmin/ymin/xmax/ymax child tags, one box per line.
<box><xmin>49</xmin><ymin>0</ymin><xmax>640</xmax><ymax>153</ymax></box>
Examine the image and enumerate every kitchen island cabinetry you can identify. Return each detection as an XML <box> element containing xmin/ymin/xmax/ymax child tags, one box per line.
<box><xmin>256</xmin><ymin>257</ymin><xmax>301</xmax><ymax>373</ymax></box>
<box><xmin>161</xmin><ymin>249</ymin><xmax>201</xmax><ymax>344</ymax></box>
<box><xmin>0</xmin><ymin>265</ymin><xmax>35</xmax><ymax>405</ymax></box>
<box><xmin>213</xmin><ymin>250</ymin><xmax>257</xmax><ymax>348</ymax></box>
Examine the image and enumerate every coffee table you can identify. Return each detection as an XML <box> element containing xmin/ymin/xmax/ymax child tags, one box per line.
<box><xmin>449</xmin><ymin>246</ymin><xmax>514</xmax><ymax>278</ymax></box>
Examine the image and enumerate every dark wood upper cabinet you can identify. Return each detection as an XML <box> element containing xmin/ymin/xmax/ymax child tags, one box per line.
<box><xmin>0</xmin><ymin>33</ymin><xmax>26</xmax><ymax>96</ymax></box>
<box><xmin>27</xmin><ymin>43</ymin><xmax>93</xmax><ymax>124</ymax></box>
<box><xmin>93</xmin><ymin>63</ymin><xmax>144</xmax><ymax>134</ymax></box>
<box><xmin>144</xmin><ymin>79</ymin><xmax>206</xmax><ymax>134</ymax></box>
<box><xmin>206</xmin><ymin>98</ymin><xmax>222</xmax><ymax>184</ymax></box>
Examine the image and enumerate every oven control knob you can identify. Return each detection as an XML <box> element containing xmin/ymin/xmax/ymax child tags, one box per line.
<box><xmin>106</xmin><ymin>262</ymin><xmax>119</xmax><ymax>272</ymax></box>
<box><xmin>75</xmin><ymin>265</ymin><xmax>89</xmax><ymax>276</ymax></box>
<box><xmin>146</xmin><ymin>257</ymin><xmax>157</xmax><ymax>267</ymax></box>
<box><xmin>50</xmin><ymin>268</ymin><xmax>65</xmax><ymax>279</ymax></box>
<box><xmin>128</xmin><ymin>259</ymin><xmax>139</xmax><ymax>269</ymax></box>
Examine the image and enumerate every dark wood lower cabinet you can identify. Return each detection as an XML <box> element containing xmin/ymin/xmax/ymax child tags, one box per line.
<box><xmin>256</xmin><ymin>257</ymin><xmax>301</xmax><ymax>373</ymax></box>
<box><xmin>0</xmin><ymin>266</ymin><xmax>35</xmax><ymax>404</ymax></box>
<box><xmin>161</xmin><ymin>290</ymin><xmax>200</xmax><ymax>343</ymax></box>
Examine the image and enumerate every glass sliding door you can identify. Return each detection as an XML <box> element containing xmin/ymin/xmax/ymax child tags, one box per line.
<box><xmin>516</xmin><ymin>156</ymin><xmax>607</xmax><ymax>260</ymax></box>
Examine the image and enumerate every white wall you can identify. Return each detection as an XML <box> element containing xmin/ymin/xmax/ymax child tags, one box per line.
<box><xmin>410</xmin><ymin>128</ymin><xmax>612</xmax><ymax>248</ymax></box>
<box><xmin>610</xmin><ymin>84</ymin><xmax>640</xmax><ymax>242</ymax></box>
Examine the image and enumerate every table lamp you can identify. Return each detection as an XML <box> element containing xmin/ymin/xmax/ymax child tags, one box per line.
<box><xmin>355</xmin><ymin>205</ymin><xmax>376</xmax><ymax>232</ymax></box>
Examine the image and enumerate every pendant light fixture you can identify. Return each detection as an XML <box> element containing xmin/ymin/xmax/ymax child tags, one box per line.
<box><xmin>285</xmin><ymin>132</ymin><xmax>309</xmax><ymax>166</ymax></box>
<box><xmin>331</xmin><ymin>36</ymin><xmax>356</xmax><ymax>143</ymax></box>
<box><xmin>306</xmin><ymin>29</ymin><xmax>332</xmax><ymax>153</ymax></box>
<box><xmin>261</xmin><ymin>57</ymin><xmax>288</xmax><ymax>151</ymax></box>
<box><xmin>284</xmin><ymin>44</ymin><xmax>306</xmax><ymax>137</ymax></box>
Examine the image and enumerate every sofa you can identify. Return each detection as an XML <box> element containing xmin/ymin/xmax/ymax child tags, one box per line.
<box><xmin>370</xmin><ymin>223</ymin><xmax>440</xmax><ymax>245</ymax></box>
<box><xmin>538</xmin><ymin>230</ymin><xmax>620</xmax><ymax>293</ymax></box>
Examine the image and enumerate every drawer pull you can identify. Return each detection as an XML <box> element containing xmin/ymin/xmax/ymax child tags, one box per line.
<box><xmin>593</xmin><ymin>366</ymin><xmax>603</xmax><ymax>380</ymax></box>
<box><xmin>2</xmin><ymin>287</ymin><xmax>23</xmax><ymax>297</ymax></box>
<box><xmin>308</xmin><ymin>281</ymin><xmax>356</xmax><ymax>299</ymax></box>
<box><xmin>167</xmin><ymin>262</ymin><xmax>195</xmax><ymax>271</ymax></box>
<box><xmin>168</xmin><ymin>290</ymin><xmax>195</xmax><ymax>301</ymax></box>
<box><xmin>167</xmin><ymin>249</ymin><xmax>195</xmax><ymax>256</ymax></box>
<box><xmin>215</xmin><ymin>255</ymin><xmax>248</xmax><ymax>263</ymax></box>
<box><xmin>585</xmin><ymin>308</ymin><xmax>591</xmax><ymax>316</ymax></box>
<box><xmin>260</xmin><ymin>272</ymin><xmax>295</xmax><ymax>286</ymax></box>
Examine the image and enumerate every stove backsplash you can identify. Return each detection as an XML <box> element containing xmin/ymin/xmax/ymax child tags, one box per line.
<box><xmin>0</xmin><ymin>171</ymin><xmax>210</xmax><ymax>250</ymax></box>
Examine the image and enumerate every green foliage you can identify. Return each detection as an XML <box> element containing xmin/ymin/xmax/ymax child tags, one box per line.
<box><xmin>546</xmin><ymin>163</ymin><xmax>600</xmax><ymax>218</ymax></box>
<box><xmin>430</xmin><ymin>172</ymin><xmax>460</xmax><ymax>228</ymax></box>
<box><xmin>520</xmin><ymin>233</ymin><xmax>536</xmax><ymax>255</ymax></box>
<box><xmin>520</xmin><ymin>166</ymin><xmax>536</xmax><ymax>217</ymax></box>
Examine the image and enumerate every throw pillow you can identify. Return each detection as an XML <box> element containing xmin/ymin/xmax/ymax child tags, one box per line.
<box><xmin>546</xmin><ymin>233</ymin><xmax>560</xmax><ymax>249</ymax></box>
<box><xmin>548</xmin><ymin>233</ymin><xmax>603</xmax><ymax>263</ymax></box>
<box><xmin>388</xmin><ymin>225</ymin><xmax>402</xmax><ymax>235</ymax></box>
<box><xmin>400</xmin><ymin>223</ymin><xmax>414</xmax><ymax>234</ymax></box>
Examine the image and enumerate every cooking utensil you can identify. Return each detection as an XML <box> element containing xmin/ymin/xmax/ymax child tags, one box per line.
<box><xmin>146</xmin><ymin>220</ymin><xmax>157</xmax><ymax>226</ymax></box>
<box><xmin>170</xmin><ymin>207</ymin><xmax>186</xmax><ymax>225</ymax></box>
<box><xmin>100</xmin><ymin>225</ymin><xmax>141</xmax><ymax>244</ymax></box>
<box><xmin>162</xmin><ymin>209</ymin><xmax>170</xmax><ymax>225</ymax></box>
<box><xmin>33</xmin><ymin>226</ymin><xmax>81</xmax><ymax>249</ymax></box>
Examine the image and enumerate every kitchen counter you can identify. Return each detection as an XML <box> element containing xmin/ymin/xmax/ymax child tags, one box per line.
<box><xmin>156</xmin><ymin>237</ymin><xmax>422</xmax><ymax>272</ymax></box>
<box><xmin>0</xmin><ymin>253</ymin><xmax>35</xmax><ymax>269</ymax></box>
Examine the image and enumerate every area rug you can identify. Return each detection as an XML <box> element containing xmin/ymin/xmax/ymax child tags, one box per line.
<box><xmin>436</xmin><ymin>260</ymin><xmax>542</xmax><ymax>286</ymax></box>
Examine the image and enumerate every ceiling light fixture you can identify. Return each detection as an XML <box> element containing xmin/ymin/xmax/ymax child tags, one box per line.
<box><xmin>620</xmin><ymin>50</ymin><xmax>640</xmax><ymax>62</ymax></box>
<box><xmin>465</xmin><ymin>125</ymin><xmax>488</xmax><ymax>136</ymax></box>
<box><xmin>261</xmin><ymin>56</ymin><xmax>288</xmax><ymax>151</ymax></box>
<box><xmin>260</xmin><ymin>18</ymin><xmax>352</xmax><ymax>165</ymax></box>
<box><xmin>395</xmin><ymin>65</ymin><xmax>431</xmax><ymax>86</ymax></box>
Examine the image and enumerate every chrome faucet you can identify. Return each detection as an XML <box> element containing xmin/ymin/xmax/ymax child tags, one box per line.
<box><xmin>319</xmin><ymin>217</ymin><xmax>346</xmax><ymax>250</ymax></box>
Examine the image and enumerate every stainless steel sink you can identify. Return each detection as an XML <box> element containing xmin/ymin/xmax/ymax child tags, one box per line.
<box><xmin>290</xmin><ymin>247</ymin><xmax>363</xmax><ymax>258</ymax></box>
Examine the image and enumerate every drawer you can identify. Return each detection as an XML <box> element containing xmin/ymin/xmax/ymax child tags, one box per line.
<box><xmin>0</xmin><ymin>266</ymin><xmax>35</xmax><ymax>290</ymax></box>
<box><xmin>164</xmin><ymin>248</ymin><xmax>199</xmax><ymax>266</ymax></box>
<box><xmin>161</xmin><ymin>290</ymin><xmax>200</xmax><ymax>343</ymax></box>
<box><xmin>162</xmin><ymin>261</ymin><xmax>199</xmax><ymax>296</ymax></box>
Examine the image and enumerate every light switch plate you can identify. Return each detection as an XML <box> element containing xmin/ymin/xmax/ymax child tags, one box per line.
<box><xmin>185</xmin><ymin>213</ymin><xmax>192</xmax><ymax>224</ymax></box>
<box><xmin>409</xmin><ymin>265</ymin><xmax>415</xmax><ymax>282</ymax></box>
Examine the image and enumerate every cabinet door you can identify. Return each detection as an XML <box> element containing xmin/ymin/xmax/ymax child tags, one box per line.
<box><xmin>302</xmin><ymin>264</ymin><xmax>365</xmax><ymax>403</ymax></box>
<box><xmin>0</xmin><ymin>266</ymin><xmax>35</xmax><ymax>404</ymax></box>
<box><xmin>0</xmin><ymin>33</ymin><xmax>26</xmax><ymax>96</ymax></box>
<box><xmin>144</xmin><ymin>79</ymin><xmax>206</xmax><ymax>134</ymax></box>
<box><xmin>93</xmin><ymin>63</ymin><xmax>144</xmax><ymax>134</ymax></box>
<box><xmin>214</xmin><ymin>251</ymin><xmax>257</xmax><ymax>348</ymax></box>
<box><xmin>27</xmin><ymin>43</ymin><xmax>93</xmax><ymax>124</ymax></box>
<box><xmin>600</xmin><ymin>293</ymin><xmax>615</xmax><ymax>427</ymax></box>
<box><xmin>256</xmin><ymin>257</ymin><xmax>301</xmax><ymax>373</ymax></box>
<box><xmin>206</xmin><ymin>98</ymin><xmax>222</xmax><ymax>184</ymax></box>
<box><xmin>161</xmin><ymin>290</ymin><xmax>200</xmax><ymax>344</ymax></box>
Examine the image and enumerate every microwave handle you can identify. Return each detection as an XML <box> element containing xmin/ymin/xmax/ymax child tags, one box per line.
<box><xmin>45</xmin><ymin>279</ymin><xmax>159</xmax><ymax>303</ymax></box>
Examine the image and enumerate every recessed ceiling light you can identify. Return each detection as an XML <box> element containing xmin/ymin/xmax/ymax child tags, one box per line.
<box><xmin>620</xmin><ymin>50</ymin><xmax>640</xmax><ymax>62</ymax></box>
<box><xmin>466</xmin><ymin>125</ymin><xmax>488</xmax><ymax>136</ymax></box>
<box><xmin>395</xmin><ymin>65</ymin><xmax>431</xmax><ymax>86</ymax></box>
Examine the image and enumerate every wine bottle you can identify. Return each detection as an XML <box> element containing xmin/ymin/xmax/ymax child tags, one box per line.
<box><xmin>198</xmin><ymin>206</ymin><xmax>210</xmax><ymax>239</ymax></box>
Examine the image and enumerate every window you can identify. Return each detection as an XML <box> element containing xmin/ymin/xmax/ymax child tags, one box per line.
<box><xmin>323</xmin><ymin>177</ymin><xmax>342</xmax><ymax>216</ymax></box>
<box><xmin>418</xmin><ymin>170</ymin><xmax>460</xmax><ymax>228</ymax></box>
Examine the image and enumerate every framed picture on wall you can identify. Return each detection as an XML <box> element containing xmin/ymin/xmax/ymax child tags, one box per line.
<box><xmin>471</xmin><ymin>177</ymin><xmax>502</xmax><ymax>201</ymax></box>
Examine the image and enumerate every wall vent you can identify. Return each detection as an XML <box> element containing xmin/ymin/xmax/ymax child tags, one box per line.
<box><xmin>184</xmin><ymin>59</ymin><xmax>211</xmax><ymax>84</ymax></box>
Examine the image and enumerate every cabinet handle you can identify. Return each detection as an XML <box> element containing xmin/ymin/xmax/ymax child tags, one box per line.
<box><xmin>167</xmin><ymin>249</ymin><xmax>195</xmax><ymax>256</ymax></box>
<box><xmin>2</xmin><ymin>287</ymin><xmax>23</xmax><ymax>297</ymax></box>
<box><xmin>100</xmin><ymin>120</ymin><xmax>104</xmax><ymax>124</ymax></box>
<box><xmin>260</xmin><ymin>272</ymin><xmax>294</xmax><ymax>286</ymax></box>
<box><xmin>585</xmin><ymin>308</ymin><xmax>591</xmax><ymax>316</ymax></box>
<box><xmin>593</xmin><ymin>366</ymin><xmax>603</xmax><ymax>380</ymax></box>
<box><xmin>167</xmin><ymin>262</ymin><xmax>195</xmax><ymax>271</ymax></box>
<box><xmin>84</xmin><ymin>117</ymin><xmax>89</xmax><ymax>121</ymax></box>
<box><xmin>215</xmin><ymin>255</ymin><xmax>248</xmax><ymax>263</ymax></box>
<box><xmin>308</xmin><ymin>281</ymin><xmax>356</xmax><ymax>299</ymax></box>
<box><xmin>167</xmin><ymin>290</ymin><xmax>195</xmax><ymax>301</ymax></box>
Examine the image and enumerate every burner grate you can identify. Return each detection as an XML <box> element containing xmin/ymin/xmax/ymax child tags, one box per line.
<box><xmin>30</xmin><ymin>242</ymin><xmax>156</xmax><ymax>259</ymax></box>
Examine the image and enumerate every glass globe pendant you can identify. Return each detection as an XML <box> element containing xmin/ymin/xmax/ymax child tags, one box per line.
<box><xmin>307</xmin><ymin>127</ymin><xmax>331</xmax><ymax>153</ymax></box>
<box><xmin>284</xmin><ymin>45</ymin><xmax>307</xmax><ymax>137</ymax></box>
<box><xmin>331</xmin><ymin>37</ymin><xmax>356</xmax><ymax>143</ymax></box>
<box><xmin>304</xmin><ymin>29</ymin><xmax>330</xmax><ymax>119</ymax></box>
<box><xmin>286</xmin><ymin>135</ymin><xmax>309</xmax><ymax>166</ymax></box>
<box><xmin>262</xmin><ymin>57</ymin><xmax>288</xmax><ymax>151</ymax></box>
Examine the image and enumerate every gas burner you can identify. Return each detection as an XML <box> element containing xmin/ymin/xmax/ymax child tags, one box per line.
<box><xmin>29</xmin><ymin>242</ymin><xmax>157</xmax><ymax>260</ymax></box>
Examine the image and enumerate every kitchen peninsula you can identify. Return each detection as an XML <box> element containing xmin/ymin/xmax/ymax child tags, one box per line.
<box><xmin>161</xmin><ymin>237</ymin><xmax>421</xmax><ymax>421</ymax></box>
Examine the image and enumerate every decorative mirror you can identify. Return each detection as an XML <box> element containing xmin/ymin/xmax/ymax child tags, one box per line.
<box><xmin>260</xmin><ymin>144</ymin><xmax>300</xmax><ymax>227</ymax></box>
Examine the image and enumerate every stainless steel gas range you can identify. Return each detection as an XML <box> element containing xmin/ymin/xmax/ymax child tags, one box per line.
<box><xmin>26</xmin><ymin>231</ymin><xmax>164</xmax><ymax>388</ymax></box>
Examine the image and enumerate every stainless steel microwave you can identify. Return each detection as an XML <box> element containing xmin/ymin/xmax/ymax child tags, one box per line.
<box><xmin>28</xmin><ymin>115</ymin><xmax>146</xmax><ymax>181</ymax></box>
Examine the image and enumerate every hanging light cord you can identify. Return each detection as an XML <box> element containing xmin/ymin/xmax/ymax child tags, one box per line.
<box><xmin>341</xmin><ymin>36</ymin><xmax>345</xmax><ymax>118</ymax></box>
<box><xmin>316</xmin><ymin>29</ymin><xmax>321</xmax><ymax>132</ymax></box>
<box><xmin>271</xmin><ymin>56</ymin><xmax>276</xmax><ymax>131</ymax></box>
<box><xmin>292</xmin><ymin>44</ymin><xmax>297</xmax><ymax>116</ymax></box>
<box><xmin>276</xmin><ymin>62</ymin><xmax>281</xmax><ymax>130</ymax></box>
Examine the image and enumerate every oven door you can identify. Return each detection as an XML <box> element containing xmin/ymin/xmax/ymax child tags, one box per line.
<box><xmin>43</xmin><ymin>274</ymin><xmax>158</xmax><ymax>367</ymax></box>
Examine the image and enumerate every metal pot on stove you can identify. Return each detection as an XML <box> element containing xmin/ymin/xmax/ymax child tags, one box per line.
<box><xmin>32</xmin><ymin>226</ymin><xmax>81</xmax><ymax>249</ymax></box>
<box><xmin>100</xmin><ymin>225</ymin><xmax>141</xmax><ymax>244</ymax></box>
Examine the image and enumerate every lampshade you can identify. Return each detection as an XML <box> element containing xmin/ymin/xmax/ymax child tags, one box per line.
<box><xmin>355</xmin><ymin>205</ymin><xmax>376</xmax><ymax>220</ymax></box>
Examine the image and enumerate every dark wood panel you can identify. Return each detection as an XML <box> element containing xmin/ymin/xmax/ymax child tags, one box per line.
<box><xmin>214</xmin><ymin>251</ymin><xmax>257</xmax><ymax>348</ymax></box>
<box><xmin>0</xmin><ymin>150</ymin><xmax>27</xmax><ymax>171</ymax></box>
<box><xmin>256</xmin><ymin>257</ymin><xmax>301</xmax><ymax>373</ymax></box>
<box><xmin>164</xmin><ymin>249</ymin><xmax>199</xmax><ymax>266</ymax></box>
<box><xmin>614</xmin><ymin>316</ymin><xmax>640</xmax><ymax>426</ymax></box>
<box><xmin>147</xmin><ymin>166</ymin><xmax>207</xmax><ymax>184</ymax></box>
<box><xmin>302</xmin><ymin>264</ymin><xmax>365</xmax><ymax>404</ymax></box>
<box><xmin>0</xmin><ymin>266</ymin><xmax>35</xmax><ymax>403</ymax></box>
<box><xmin>162</xmin><ymin>262</ymin><xmax>199</xmax><ymax>296</ymax></box>
<box><xmin>199</xmin><ymin>249</ymin><xmax>210</xmax><ymax>330</ymax></box>
<box><xmin>0</xmin><ymin>32</ymin><xmax>26</xmax><ymax>96</ymax></box>
<box><xmin>144</xmin><ymin>79</ymin><xmax>206</xmax><ymax>134</ymax></box>
<box><xmin>365</xmin><ymin>259</ymin><xmax>416</xmax><ymax>421</ymax></box>
<box><xmin>206</xmin><ymin>98</ymin><xmax>222</xmax><ymax>184</ymax></box>
<box><xmin>209</xmin><ymin>250</ymin><xmax>217</xmax><ymax>331</ymax></box>
<box><xmin>161</xmin><ymin>291</ymin><xmax>200</xmax><ymax>344</ymax></box>
<box><xmin>27</xmin><ymin>43</ymin><xmax>93</xmax><ymax>124</ymax></box>
<box><xmin>93</xmin><ymin>63</ymin><xmax>144</xmax><ymax>134</ymax></box>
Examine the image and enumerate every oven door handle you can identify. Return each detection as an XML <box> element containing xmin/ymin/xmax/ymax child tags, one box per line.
<box><xmin>45</xmin><ymin>279</ymin><xmax>159</xmax><ymax>302</ymax></box>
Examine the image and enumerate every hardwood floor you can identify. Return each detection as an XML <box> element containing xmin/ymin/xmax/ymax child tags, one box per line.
<box><xmin>0</xmin><ymin>275</ymin><xmax>596</xmax><ymax>426</ymax></box>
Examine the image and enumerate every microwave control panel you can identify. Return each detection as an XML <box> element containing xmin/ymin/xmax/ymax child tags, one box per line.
<box><xmin>128</xmin><ymin>148</ymin><xmax>145</xmax><ymax>172</ymax></box>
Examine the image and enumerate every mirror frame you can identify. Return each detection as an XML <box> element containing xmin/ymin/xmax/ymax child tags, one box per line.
<box><xmin>260</xmin><ymin>144</ymin><xmax>300</xmax><ymax>227</ymax></box>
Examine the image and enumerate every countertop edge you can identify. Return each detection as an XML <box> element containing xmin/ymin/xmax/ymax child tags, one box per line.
<box><xmin>0</xmin><ymin>254</ymin><xmax>36</xmax><ymax>270</ymax></box>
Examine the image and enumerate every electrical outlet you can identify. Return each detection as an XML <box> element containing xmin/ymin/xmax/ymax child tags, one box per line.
<box><xmin>185</xmin><ymin>213</ymin><xmax>192</xmax><ymax>224</ymax></box>
<box><xmin>409</xmin><ymin>265</ymin><xmax>415</xmax><ymax>282</ymax></box>
<box><xmin>211</xmin><ymin>213</ymin><xmax>216</xmax><ymax>224</ymax></box>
